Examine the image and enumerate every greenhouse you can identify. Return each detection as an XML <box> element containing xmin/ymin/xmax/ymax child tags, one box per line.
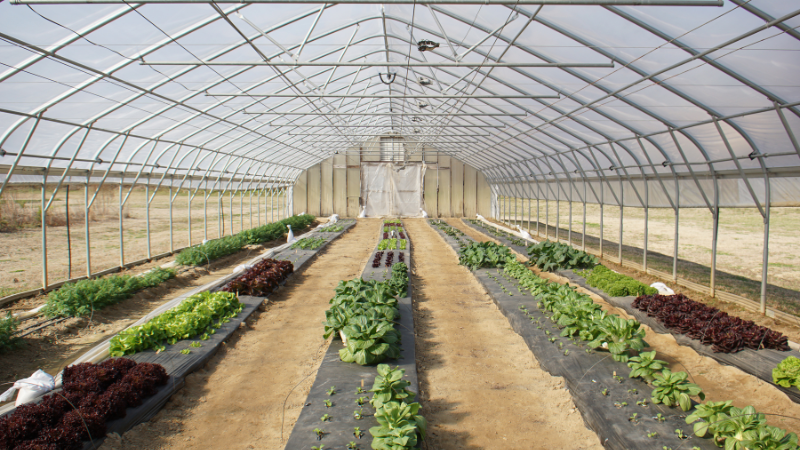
<box><xmin>0</xmin><ymin>0</ymin><xmax>799</xmax><ymax>448</ymax></box>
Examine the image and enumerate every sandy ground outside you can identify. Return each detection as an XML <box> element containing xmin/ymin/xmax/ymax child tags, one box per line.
<box><xmin>405</xmin><ymin>218</ymin><xmax>603</xmax><ymax>450</ymax></box>
<box><xmin>0</xmin><ymin>186</ymin><xmax>288</xmax><ymax>297</ymax></box>
<box><xmin>447</xmin><ymin>218</ymin><xmax>800</xmax><ymax>435</ymax></box>
<box><xmin>496</xmin><ymin>198</ymin><xmax>800</xmax><ymax>314</ymax></box>
<box><xmin>98</xmin><ymin>219</ymin><xmax>381</xmax><ymax>450</ymax></box>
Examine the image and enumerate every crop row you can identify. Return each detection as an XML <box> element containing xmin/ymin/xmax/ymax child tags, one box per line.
<box><xmin>221</xmin><ymin>259</ymin><xmax>293</xmax><ymax>297</ymax></box>
<box><xmin>580</xmin><ymin>265</ymin><xmax>657</xmax><ymax>297</ymax></box>
<box><xmin>175</xmin><ymin>214</ymin><xmax>315</xmax><ymax>266</ymax></box>
<box><xmin>378</xmin><ymin>239</ymin><xmax>407</xmax><ymax>251</ymax></box>
<box><xmin>632</xmin><ymin>293</ymin><xmax>789</xmax><ymax>353</ymax></box>
<box><xmin>291</xmin><ymin>236</ymin><xmax>327</xmax><ymax>250</ymax></box>
<box><xmin>0</xmin><ymin>358</ymin><xmax>168</xmax><ymax>450</ymax></box>
<box><xmin>109</xmin><ymin>291</ymin><xmax>243</xmax><ymax>356</ymax></box>
<box><xmin>318</xmin><ymin>224</ymin><xmax>344</xmax><ymax>233</ymax></box>
<box><xmin>466</xmin><ymin>219</ymin><xmax>527</xmax><ymax>246</ymax></box>
<box><xmin>501</xmin><ymin>256</ymin><xmax>799</xmax><ymax>449</ymax></box>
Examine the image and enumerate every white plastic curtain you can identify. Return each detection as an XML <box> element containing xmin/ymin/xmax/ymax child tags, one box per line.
<box><xmin>361</xmin><ymin>163</ymin><xmax>423</xmax><ymax>217</ymax></box>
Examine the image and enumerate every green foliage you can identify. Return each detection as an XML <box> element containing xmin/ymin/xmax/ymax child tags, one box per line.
<box><xmin>378</xmin><ymin>239</ymin><xmax>407</xmax><ymax>251</ymax></box>
<box><xmin>318</xmin><ymin>224</ymin><xmax>344</xmax><ymax>233</ymax></box>
<box><xmin>686</xmin><ymin>404</ymin><xmax>799</xmax><ymax>450</ymax></box>
<box><xmin>42</xmin><ymin>267</ymin><xmax>176</xmax><ymax>318</ymax></box>
<box><xmin>109</xmin><ymin>291</ymin><xmax>243</xmax><ymax>356</ymax></box>
<box><xmin>458</xmin><ymin>241</ymin><xmax>514</xmax><ymax>271</ymax></box>
<box><xmin>584</xmin><ymin>265</ymin><xmax>658</xmax><ymax>297</ymax></box>
<box><xmin>176</xmin><ymin>214</ymin><xmax>315</xmax><ymax>266</ymax></box>
<box><xmin>628</xmin><ymin>350</ymin><xmax>667</xmax><ymax>383</ymax></box>
<box><xmin>650</xmin><ymin>369</ymin><xmax>705</xmax><ymax>412</ymax></box>
<box><xmin>586</xmin><ymin>315</ymin><xmax>648</xmax><ymax>363</ymax></box>
<box><xmin>773</xmin><ymin>356</ymin><xmax>800</xmax><ymax>389</ymax></box>
<box><xmin>291</xmin><ymin>236</ymin><xmax>327</xmax><ymax>250</ymax></box>
<box><xmin>387</xmin><ymin>263</ymin><xmax>409</xmax><ymax>298</ymax></box>
<box><xmin>685</xmin><ymin>400</ymin><xmax>734</xmax><ymax>438</ymax></box>
<box><xmin>370</xmin><ymin>401</ymin><xmax>427</xmax><ymax>450</ymax></box>
<box><xmin>370</xmin><ymin>364</ymin><xmax>416</xmax><ymax>410</ymax></box>
<box><xmin>0</xmin><ymin>313</ymin><xmax>19</xmax><ymax>352</ymax></box>
<box><xmin>527</xmin><ymin>240</ymin><xmax>598</xmax><ymax>272</ymax></box>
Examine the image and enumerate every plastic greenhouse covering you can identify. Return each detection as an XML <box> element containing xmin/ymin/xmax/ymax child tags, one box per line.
<box><xmin>0</xmin><ymin>0</ymin><xmax>796</xmax><ymax>209</ymax></box>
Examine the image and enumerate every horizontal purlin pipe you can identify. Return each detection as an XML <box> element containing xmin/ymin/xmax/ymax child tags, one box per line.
<box><xmin>207</xmin><ymin>93</ymin><xmax>559</xmax><ymax>99</ymax></box>
<box><xmin>145</xmin><ymin>61</ymin><xmax>614</xmax><ymax>68</ymax></box>
<box><xmin>12</xmin><ymin>0</ymin><xmax>723</xmax><ymax>5</ymax></box>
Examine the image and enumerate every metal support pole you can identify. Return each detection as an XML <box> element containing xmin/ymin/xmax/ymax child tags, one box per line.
<box><xmin>218</xmin><ymin>191</ymin><xmax>222</xmax><ymax>237</ymax></box>
<box><xmin>188</xmin><ymin>189</ymin><xmax>192</xmax><ymax>246</ymax></box>
<box><xmin>582</xmin><ymin>181</ymin><xmax>587</xmax><ymax>251</ymax></box>
<box><xmin>41</xmin><ymin>180</ymin><xmax>47</xmax><ymax>289</ymax></box>
<box><xmin>85</xmin><ymin>182</ymin><xmax>91</xmax><ymax>276</ymax></box>
<box><xmin>644</xmin><ymin>176</ymin><xmax>649</xmax><ymax>272</ymax></box>
<box><xmin>545</xmin><ymin>197</ymin><xmax>549</xmax><ymax>239</ymax></box>
<box><xmin>673</xmin><ymin>185</ymin><xmax>680</xmax><ymax>282</ymax></box>
<box><xmin>568</xmin><ymin>182</ymin><xmax>572</xmax><ymax>245</ymax></box>
<box><xmin>710</xmin><ymin>206</ymin><xmax>719</xmax><ymax>298</ymax></box>
<box><xmin>119</xmin><ymin>183</ymin><xmax>124</xmax><ymax>266</ymax></box>
<box><xmin>619</xmin><ymin>178</ymin><xmax>623</xmax><ymax>264</ymax></box>
<box><xmin>258</xmin><ymin>189</ymin><xmax>261</xmax><ymax>226</ymax></box>
<box><xmin>270</xmin><ymin>188</ymin><xmax>274</xmax><ymax>223</ymax></box>
<box><xmin>204</xmin><ymin>188</ymin><xmax>208</xmax><ymax>242</ymax></box>
<box><xmin>527</xmin><ymin>196</ymin><xmax>531</xmax><ymax>231</ymax></box>
<box><xmin>249</xmin><ymin>190</ymin><xmax>253</xmax><ymax>229</ymax></box>
<box><xmin>599</xmin><ymin>182</ymin><xmax>604</xmax><ymax>258</ymax></box>
<box><xmin>761</xmin><ymin>176</ymin><xmax>771</xmax><ymax>314</ymax></box>
<box><xmin>229</xmin><ymin>190</ymin><xmax>234</xmax><ymax>235</ymax></box>
<box><xmin>556</xmin><ymin>184</ymin><xmax>560</xmax><ymax>242</ymax></box>
<box><xmin>146</xmin><ymin>183</ymin><xmax>151</xmax><ymax>259</ymax></box>
<box><xmin>169</xmin><ymin>186</ymin><xmax>174</xmax><ymax>253</ymax></box>
<box><xmin>536</xmin><ymin>182</ymin><xmax>540</xmax><ymax>236</ymax></box>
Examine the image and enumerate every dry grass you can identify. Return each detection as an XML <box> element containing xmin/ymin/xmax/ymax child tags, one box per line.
<box><xmin>0</xmin><ymin>185</ymin><xmax>288</xmax><ymax>297</ymax></box>
<box><xmin>498</xmin><ymin>196</ymin><xmax>800</xmax><ymax>316</ymax></box>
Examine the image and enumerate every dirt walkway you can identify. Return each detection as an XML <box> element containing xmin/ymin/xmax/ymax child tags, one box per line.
<box><xmin>99</xmin><ymin>219</ymin><xmax>381</xmax><ymax>450</ymax></box>
<box><xmin>404</xmin><ymin>218</ymin><xmax>602</xmax><ymax>450</ymax></box>
<box><xmin>447</xmin><ymin>218</ymin><xmax>800</xmax><ymax>434</ymax></box>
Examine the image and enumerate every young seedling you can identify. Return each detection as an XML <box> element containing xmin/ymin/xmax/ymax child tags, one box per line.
<box><xmin>558</xmin><ymin>342</ymin><xmax>564</xmax><ymax>349</ymax></box>
<box><xmin>313</xmin><ymin>428</ymin><xmax>325</xmax><ymax>440</ymax></box>
<box><xmin>545</xmin><ymin>330</ymin><xmax>551</xmax><ymax>336</ymax></box>
<box><xmin>327</xmin><ymin>386</ymin><xmax>336</xmax><ymax>396</ymax></box>
<box><xmin>662</xmin><ymin>447</ymin><xmax>673</xmax><ymax>450</ymax></box>
<box><xmin>655</xmin><ymin>413</ymin><xmax>666</xmax><ymax>422</ymax></box>
<box><xmin>190</xmin><ymin>342</ymin><xmax>202</xmax><ymax>348</ymax></box>
<box><xmin>601</xmin><ymin>388</ymin><xmax>609</xmax><ymax>396</ymax></box>
<box><xmin>564</xmin><ymin>349</ymin><xmax>570</xmax><ymax>356</ymax></box>
<box><xmin>636</xmin><ymin>398</ymin><xmax>650</xmax><ymax>407</ymax></box>
<box><xmin>353</xmin><ymin>410</ymin><xmax>362</xmax><ymax>420</ymax></box>
<box><xmin>355</xmin><ymin>387</ymin><xmax>365</xmax><ymax>394</ymax></box>
<box><xmin>347</xmin><ymin>442</ymin><xmax>359</xmax><ymax>450</ymax></box>
<box><xmin>320</xmin><ymin>414</ymin><xmax>330</xmax><ymax>422</ymax></box>
<box><xmin>356</xmin><ymin>396</ymin><xmax>367</xmax><ymax>406</ymax></box>
<box><xmin>354</xmin><ymin>427</ymin><xmax>363</xmax><ymax>438</ymax></box>
<box><xmin>614</xmin><ymin>402</ymin><xmax>628</xmax><ymax>408</ymax></box>
<box><xmin>628</xmin><ymin>388</ymin><xmax>638</xmax><ymax>395</ymax></box>
<box><xmin>323</xmin><ymin>399</ymin><xmax>332</xmax><ymax>408</ymax></box>
<box><xmin>613</xmin><ymin>375</ymin><xmax>624</xmax><ymax>383</ymax></box>
<box><xmin>629</xmin><ymin>413</ymin><xmax>639</xmax><ymax>424</ymax></box>
<box><xmin>647</xmin><ymin>431</ymin><xmax>659</xmax><ymax>439</ymax></box>
<box><xmin>674</xmin><ymin>429</ymin><xmax>688</xmax><ymax>440</ymax></box>
<box><xmin>549</xmin><ymin>337</ymin><xmax>557</xmax><ymax>343</ymax></box>
<box><xmin>311</xmin><ymin>446</ymin><xmax>324</xmax><ymax>450</ymax></box>
<box><xmin>180</xmin><ymin>349</ymin><xmax>191</xmax><ymax>355</ymax></box>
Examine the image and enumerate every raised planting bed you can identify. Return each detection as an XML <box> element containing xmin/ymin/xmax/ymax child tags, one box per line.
<box><xmin>285</xmin><ymin>221</ymin><xmax>422</xmax><ymax>450</ymax></box>
<box><xmin>462</xmin><ymin>218</ymin><xmax>530</xmax><ymax>255</ymax></box>
<box><xmin>426</xmin><ymin>220</ymin><xmax>723</xmax><ymax>450</ymax></box>
<box><xmin>0</xmin><ymin>220</ymin><xmax>358</xmax><ymax>448</ymax></box>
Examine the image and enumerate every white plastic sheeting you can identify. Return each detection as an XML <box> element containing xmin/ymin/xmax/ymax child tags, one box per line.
<box><xmin>0</xmin><ymin>1</ymin><xmax>795</xmax><ymax>206</ymax></box>
<box><xmin>361</xmin><ymin>162</ymin><xmax>424</xmax><ymax>217</ymax></box>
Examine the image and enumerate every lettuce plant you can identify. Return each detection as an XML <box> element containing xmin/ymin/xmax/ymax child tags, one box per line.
<box><xmin>585</xmin><ymin>265</ymin><xmax>657</xmax><ymax>297</ymax></box>
<box><xmin>773</xmin><ymin>357</ymin><xmax>800</xmax><ymax>389</ymax></box>
<box><xmin>650</xmin><ymin>369</ymin><xmax>704</xmax><ymax>411</ymax></box>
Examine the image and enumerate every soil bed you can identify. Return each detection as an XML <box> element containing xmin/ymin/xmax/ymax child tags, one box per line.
<box><xmin>97</xmin><ymin>219</ymin><xmax>381</xmax><ymax>450</ymax></box>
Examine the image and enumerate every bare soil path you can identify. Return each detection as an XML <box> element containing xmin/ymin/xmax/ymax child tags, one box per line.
<box><xmin>99</xmin><ymin>219</ymin><xmax>381</xmax><ymax>450</ymax></box>
<box><xmin>446</xmin><ymin>218</ymin><xmax>800</xmax><ymax>434</ymax></box>
<box><xmin>404</xmin><ymin>218</ymin><xmax>602</xmax><ymax>450</ymax></box>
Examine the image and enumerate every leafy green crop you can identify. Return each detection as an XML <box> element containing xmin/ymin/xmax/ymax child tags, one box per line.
<box><xmin>318</xmin><ymin>224</ymin><xmax>344</xmax><ymax>233</ymax></box>
<box><xmin>587</xmin><ymin>316</ymin><xmax>648</xmax><ymax>363</ymax></box>
<box><xmin>370</xmin><ymin>401</ymin><xmax>427</xmax><ymax>450</ymax></box>
<box><xmin>378</xmin><ymin>239</ymin><xmax>407</xmax><ymax>251</ymax></box>
<box><xmin>291</xmin><ymin>236</ymin><xmax>327</xmax><ymax>250</ymax></box>
<box><xmin>176</xmin><ymin>214</ymin><xmax>315</xmax><ymax>266</ymax></box>
<box><xmin>42</xmin><ymin>267</ymin><xmax>176</xmax><ymax>318</ymax></box>
<box><xmin>686</xmin><ymin>404</ymin><xmax>799</xmax><ymax>450</ymax></box>
<box><xmin>527</xmin><ymin>240</ymin><xmax>598</xmax><ymax>272</ymax></box>
<box><xmin>685</xmin><ymin>400</ymin><xmax>734</xmax><ymax>439</ymax></box>
<box><xmin>339</xmin><ymin>316</ymin><xmax>401</xmax><ymax>365</ymax></box>
<box><xmin>651</xmin><ymin>369</ymin><xmax>705</xmax><ymax>411</ymax></box>
<box><xmin>628</xmin><ymin>350</ymin><xmax>667</xmax><ymax>383</ymax></box>
<box><xmin>458</xmin><ymin>241</ymin><xmax>514</xmax><ymax>271</ymax></box>
<box><xmin>584</xmin><ymin>265</ymin><xmax>657</xmax><ymax>297</ymax></box>
<box><xmin>387</xmin><ymin>263</ymin><xmax>409</xmax><ymax>298</ymax></box>
<box><xmin>0</xmin><ymin>313</ymin><xmax>19</xmax><ymax>352</ymax></box>
<box><xmin>109</xmin><ymin>291</ymin><xmax>243</xmax><ymax>356</ymax></box>
<box><xmin>370</xmin><ymin>364</ymin><xmax>416</xmax><ymax>410</ymax></box>
<box><xmin>773</xmin><ymin>356</ymin><xmax>800</xmax><ymax>389</ymax></box>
